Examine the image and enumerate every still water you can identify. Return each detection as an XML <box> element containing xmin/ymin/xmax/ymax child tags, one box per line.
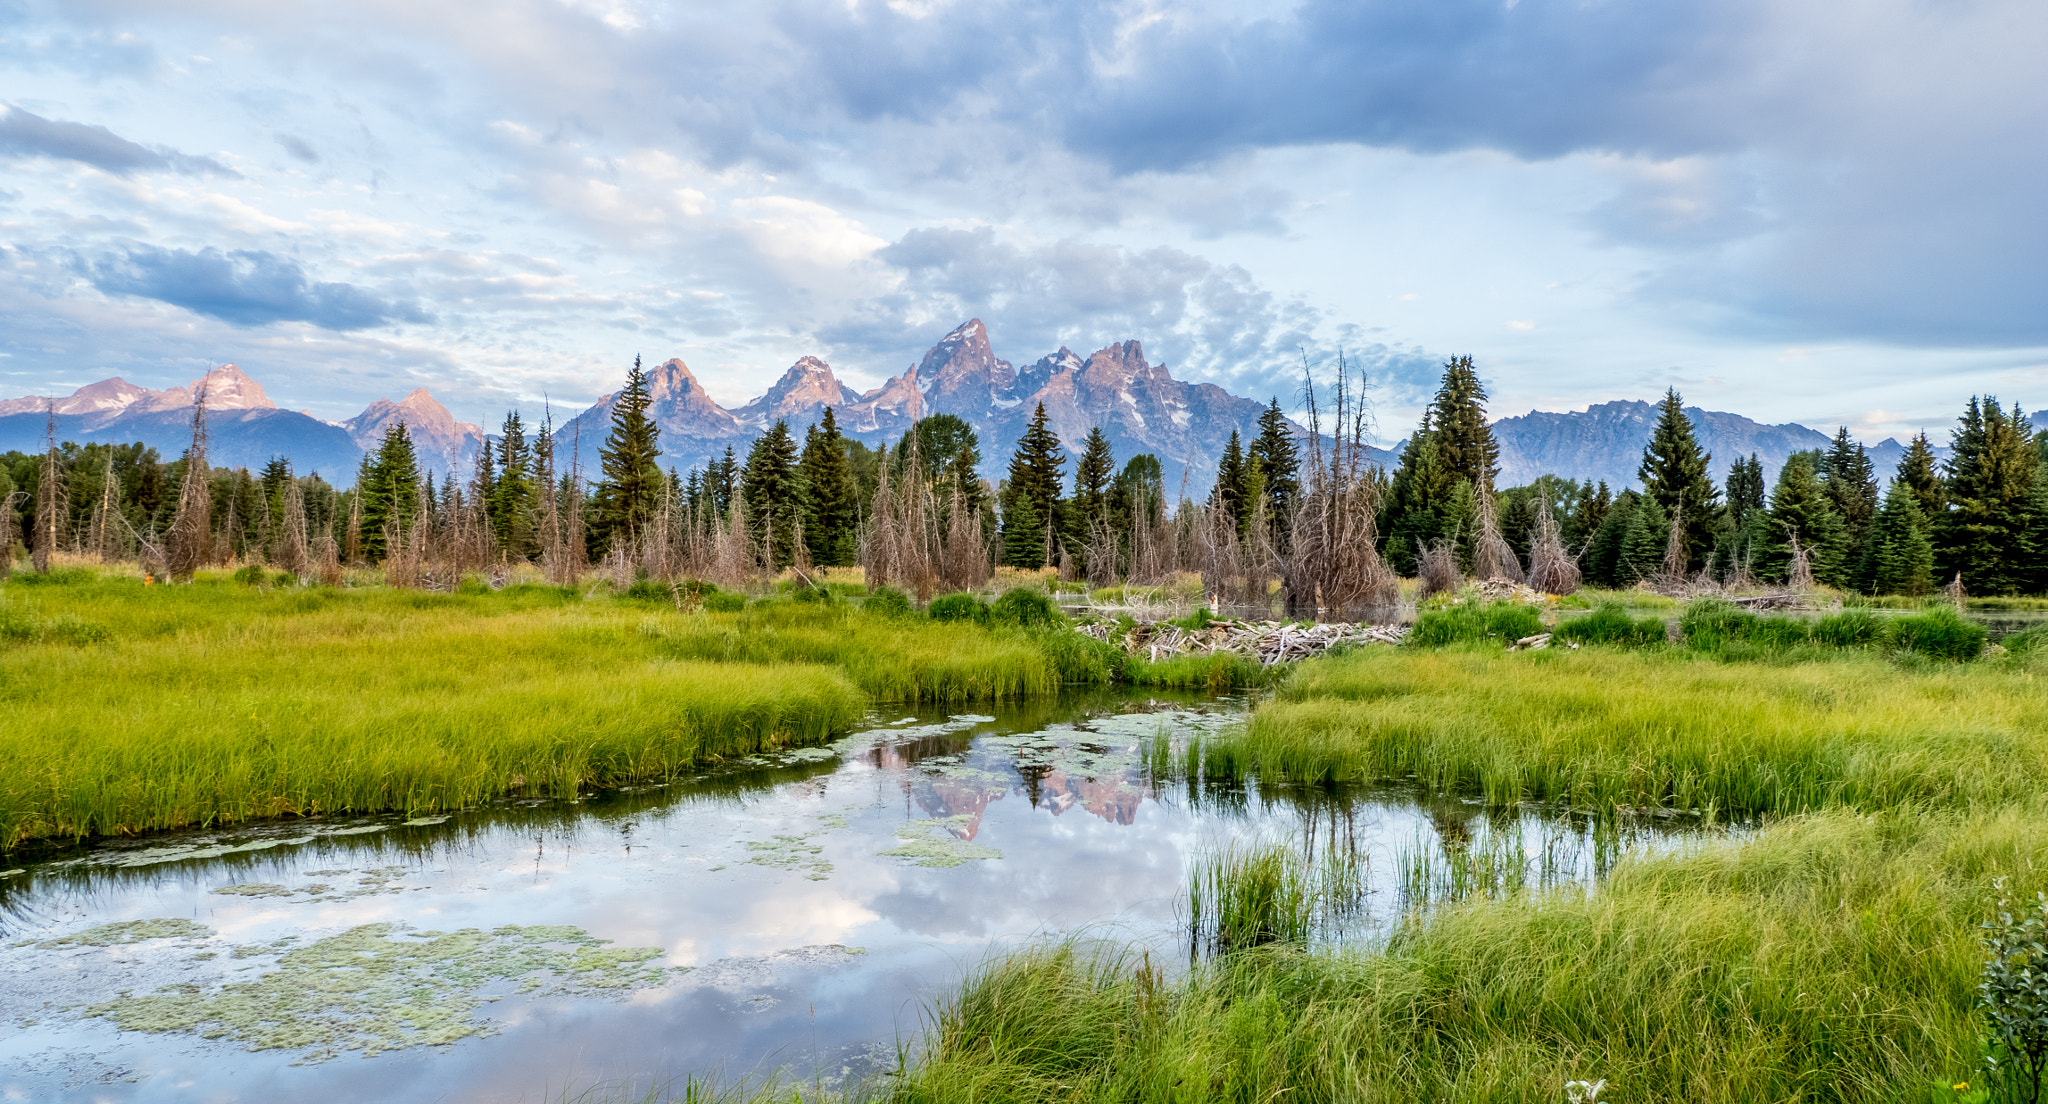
<box><xmin>0</xmin><ymin>691</ymin><xmax>1696</xmax><ymax>1102</ymax></box>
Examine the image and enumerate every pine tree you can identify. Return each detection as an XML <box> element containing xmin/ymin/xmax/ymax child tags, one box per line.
<box><xmin>1895</xmin><ymin>431</ymin><xmax>1945</xmax><ymax>520</ymax></box>
<box><xmin>1000</xmin><ymin>486</ymin><xmax>1043</xmax><ymax>568</ymax></box>
<box><xmin>742</xmin><ymin>420</ymin><xmax>801</xmax><ymax>569</ymax></box>
<box><xmin>1619</xmin><ymin>494</ymin><xmax>1670</xmax><ymax>584</ymax></box>
<box><xmin>1819</xmin><ymin>426</ymin><xmax>1879</xmax><ymax>555</ymax></box>
<box><xmin>1429</xmin><ymin>356</ymin><xmax>1499</xmax><ymax>487</ymax></box>
<box><xmin>1584</xmin><ymin>490</ymin><xmax>1638</xmax><ymax>587</ymax></box>
<box><xmin>1381</xmin><ymin>429</ymin><xmax>1459</xmax><ymax>576</ymax></box>
<box><xmin>1725</xmin><ymin>454</ymin><xmax>1765</xmax><ymax>530</ymax></box>
<box><xmin>1758</xmin><ymin>454</ymin><xmax>1847</xmax><ymax>586</ymax></box>
<box><xmin>591</xmin><ymin>356</ymin><xmax>663</xmax><ymax>557</ymax></box>
<box><xmin>1249</xmin><ymin>399</ymin><xmax>1300</xmax><ymax>547</ymax></box>
<box><xmin>1211</xmin><ymin>431</ymin><xmax>1248</xmax><ymax>531</ymax></box>
<box><xmin>1073</xmin><ymin>426</ymin><xmax>1115</xmax><ymax>535</ymax></box>
<box><xmin>799</xmin><ymin>408</ymin><xmax>857</xmax><ymax>566</ymax></box>
<box><xmin>1938</xmin><ymin>397</ymin><xmax>2039</xmax><ymax>594</ymax></box>
<box><xmin>491</xmin><ymin>411</ymin><xmax>535</xmax><ymax>558</ymax></box>
<box><xmin>1565</xmin><ymin>480</ymin><xmax>1611</xmax><ymax>551</ymax></box>
<box><xmin>358</xmin><ymin>423</ymin><xmax>420</xmax><ymax>562</ymax></box>
<box><xmin>1860</xmin><ymin>480</ymin><xmax>1936</xmax><ymax>595</ymax></box>
<box><xmin>711</xmin><ymin>447</ymin><xmax>739</xmax><ymax>517</ymax></box>
<box><xmin>1005</xmin><ymin>403</ymin><xmax>1066</xmax><ymax>555</ymax></box>
<box><xmin>1636</xmin><ymin>388</ymin><xmax>1720</xmax><ymax>572</ymax></box>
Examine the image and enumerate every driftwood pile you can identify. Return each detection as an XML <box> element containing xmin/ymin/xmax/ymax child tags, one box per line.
<box><xmin>1077</xmin><ymin>618</ymin><xmax>1408</xmax><ymax>666</ymax></box>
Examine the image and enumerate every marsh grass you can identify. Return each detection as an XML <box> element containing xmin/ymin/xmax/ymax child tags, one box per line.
<box><xmin>0</xmin><ymin>573</ymin><xmax>1135</xmax><ymax>848</ymax></box>
<box><xmin>897</xmin><ymin>805</ymin><xmax>2045</xmax><ymax>1104</ymax></box>
<box><xmin>1187</xmin><ymin>842</ymin><xmax>1363</xmax><ymax>955</ymax></box>
<box><xmin>1204</xmin><ymin>646</ymin><xmax>2048</xmax><ymax>815</ymax></box>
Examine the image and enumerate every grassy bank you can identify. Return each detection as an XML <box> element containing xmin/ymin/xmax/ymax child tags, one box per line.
<box><xmin>1204</xmin><ymin>645</ymin><xmax>2048</xmax><ymax>816</ymax></box>
<box><xmin>0</xmin><ymin>572</ymin><xmax>1164</xmax><ymax>849</ymax></box>
<box><xmin>890</xmin><ymin>642</ymin><xmax>2048</xmax><ymax>1104</ymax></box>
<box><xmin>899</xmin><ymin>804</ymin><xmax>2041</xmax><ymax>1103</ymax></box>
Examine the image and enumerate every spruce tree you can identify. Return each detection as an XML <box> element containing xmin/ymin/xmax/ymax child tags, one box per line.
<box><xmin>1429</xmin><ymin>356</ymin><xmax>1499</xmax><ymax>487</ymax></box>
<box><xmin>1249</xmin><ymin>399</ymin><xmax>1300</xmax><ymax>546</ymax></box>
<box><xmin>1860</xmin><ymin>480</ymin><xmax>1936</xmax><ymax>595</ymax></box>
<box><xmin>741</xmin><ymin>420</ymin><xmax>801</xmax><ymax>569</ymax></box>
<box><xmin>1005</xmin><ymin>403</ymin><xmax>1066</xmax><ymax>545</ymax></box>
<box><xmin>1565</xmin><ymin>481</ymin><xmax>1611</xmax><ymax>551</ymax></box>
<box><xmin>1636</xmin><ymin>388</ymin><xmax>1719</xmax><ymax>571</ymax></box>
<box><xmin>1725</xmin><ymin>454</ymin><xmax>1765</xmax><ymax>530</ymax></box>
<box><xmin>799</xmin><ymin>408</ymin><xmax>857</xmax><ymax>566</ymax></box>
<box><xmin>1619</xmin><ymin>494</ymin><xmax>1670</xmax><ymax>583</ymax></box>
<box><xmin>1938</xmin><ymin>397</ymin><xmax>2039</xmax><ymax>594</ymax></box>
<box><xmin>358</xmin><ymin>422</ymin><xmax>420</xmax><ymax>561</ymax></box>
<box><xmin>1382</xmin><ymin>429</ymin><xmax>1458</xmax><ymax>576</ymax></box>
<box><xmin>1211</xmin><ymin>431</ymin><xmax>1248</xmax><ymax>531</ymax></box>
<box><xmin>495</xmin><ymin>412</ymin><xmax>537</xmax><ymax>557</ymax></box>
<box><xmin>1073</xmin><ymin>426</ymin><xmax>1115</xmax><ymax>541</ymax></box>
<box><xmin>711</xmin><ymin>447</ymin><xmax>739</xmax><ymax>517</ymax></box>
<box><xmin>1895</xmin><ymin>432</ymin><xmax>1945</xmax><ymax>519</ymax></box>
<box><xmin>1819</xmin><ymin>426</ymin><xmax>1879</xmax><ymax>555</ymax></box>
<box><xmin>591</xmin><ymin>356</ymin><xmax>663</xmax><ymax>556</ymax></box>
<box><xmin>1758</xmin><ymin>454</ymin><xmax>1847</xmax><ymax>585</ymax></box>
<box><xmin>1584</xmin><ymin>490</ymin><xmax>1638</xmax><ymax>587</ymax></box>
<box><xmin>1000</xmin><ymin>487</ymin><xmax>1043</xmax><ymax>568</ymax></box>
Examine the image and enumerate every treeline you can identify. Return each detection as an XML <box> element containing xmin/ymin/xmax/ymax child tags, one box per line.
<box><xmin>8</xmin><ymin>354</ymin><xmax>2039</xmax><ymax>599</ymax></box>
<box><xmin>1375</xmin><ymin>361</ymin><xmax>2048</xmax><ymax>596</ymax></box>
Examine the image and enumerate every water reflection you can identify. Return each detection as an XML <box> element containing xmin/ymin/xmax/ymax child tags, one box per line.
<box><xmin>0</xmin><ymin>689</ymin><xmax>1710</xmax><ymax>1103</ymax></box>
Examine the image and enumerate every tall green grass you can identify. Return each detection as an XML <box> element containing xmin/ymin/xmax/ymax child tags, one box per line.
<box><xmin>0</xmin><ymin>573</ymin><xmax>1147</xmax><ymax>848</ymax></box>
<box><xmin>895</xmin><ymin>805</ymin><xmax>2040</xmax><ymax>1104</ymax></box>
<box><xmin>1202</xmin><ymin>646</ymin><xmax>2047</xmax><ymax>815</ymax></box>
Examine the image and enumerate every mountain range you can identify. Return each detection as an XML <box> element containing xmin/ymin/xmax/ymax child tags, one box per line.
<box><xmin>555</xmin><ymin>319</ymin><xmax>1283</xmax><ymax>492</ymax></box>
<box><xmin>1</xmin><ymin>322</ymin><xmax>2037</xmax><ymax>495</ymax></box>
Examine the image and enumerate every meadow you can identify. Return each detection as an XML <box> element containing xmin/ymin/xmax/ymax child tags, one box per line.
<box><xmin>0</xmin><ymin>568</ymin><xmax>1242</xmax><ymax>850</ymax></box>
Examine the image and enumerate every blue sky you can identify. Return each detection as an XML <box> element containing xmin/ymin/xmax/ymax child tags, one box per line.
<box><xmin>2</xmin><ymin>0</ymin><xmax>2043</xmax><ymax>444</ymax></box>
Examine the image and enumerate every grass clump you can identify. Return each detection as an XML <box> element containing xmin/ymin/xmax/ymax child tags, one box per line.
<box><xmin>1892</xmin><ymin>605</ymin><xmax>1990</xmax><ymax>661</ymax></box>
<box><xmin>1554</xmin><ymin>603</ymin><xmax>1666</xmax><ymax>647</ymax></box>
<box><xmin>927</xmin><ymin>592</ymin><xmax>991</xmax><ymax>624</ymax></box>
<box><xmin>988</xmin><ymin>587</ymin><xmax>1064</xmax><ymax>629</ymax></box>
<box><xmin>1408</xmin><ymin>601</ymin><xmax>1543</xmax><ymax>647</ymax></box>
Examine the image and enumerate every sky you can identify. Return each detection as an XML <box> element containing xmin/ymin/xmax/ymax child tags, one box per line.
<box><xmin>2</xmin><ymin>0</ymin><xmax>2044</xmax><ymax>446</ymax></box>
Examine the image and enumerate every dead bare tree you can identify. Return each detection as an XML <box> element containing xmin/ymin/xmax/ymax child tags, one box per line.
<box><xmin>0</xmin><ymin>489</ymin><xmax>26</xmax><ymax>581</ymax></box>
<box><xmin>1657</xmin><ymin>502</ymin><xmax>1689</xmax><ymax>591</ymax></box>
<box><xmin>278</xmin><ymin>472</ymin><xmax>311</xmax><ymax>577</ymax></box>
<box><xmin>1418</xmin><ymin>539</ymin><xmax>1463</xmax><ymax>597</ymax></box>
<box><xmin>1282</xmin><ymin>350</ymin><xmax>1399</xmax><ymax>618</ymax></box>
<box><xmin>1525</xmin><ymin>509</ymin><xmax>1580</xmax><ymax>595</ymax></box>
<box><xmin>938</xmin><ymin>481</ymin><xmax>992</xmax><ymax>591</ymax></box>
<box><xmin>165</xmin><ymin>387</ymin><xmax>213</xmax><ymax>579</ymax></box>
<box><xmin>1785</xmin><ymin>532</ymin><xmax>1816</xmax><ymax>593</ymax></box>
<box><xmin>91</xmin><ymin>450</ymin><xmax>123</xmax><ymax>563</ymax></box>
<box><xmin>33</xmin><ymin>403</ymin><xmax>61</xmax><ymax>574</ymax></box>
<box><xmin>1471</xmin><ymin>488</ymin><xmax>1524</xmax><ymax>583</ymax></box>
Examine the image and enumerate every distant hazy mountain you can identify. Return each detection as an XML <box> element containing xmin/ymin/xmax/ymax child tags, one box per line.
<box><xmin>1490</xmin><ymin>400</ymin><xmax>1949</xmax><ymax>490</ymax></box>
<box><xmin>0</xmin><ymin>365</ymin><xmax>477</xmax><ymax>483</ymax></box>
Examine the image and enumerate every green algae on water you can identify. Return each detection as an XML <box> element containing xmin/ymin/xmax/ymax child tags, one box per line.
<box><xmin>878</xmin><ymin>817</ymin><xmax>1003</xmax><ymax>869</ymax></box>
<box><xmin>35</xmin><ymin>918</ymin><xmax>213</xmax><ymax>948</ymax></box>
<box><xmin>87</xmin><ymin>921</ymin><xmax>674</xmax><ymax>1061</ymax></box>
<box><xmin>745</xmin><ymin>834</ymin><xmax>833</xmax><ymax>880</ymax></box>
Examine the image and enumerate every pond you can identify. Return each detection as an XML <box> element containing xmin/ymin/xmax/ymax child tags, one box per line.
<box><xmin>0</xmin><ymin>690</ymin><xmax>1706</xmax><ymax>1102</ymax></box>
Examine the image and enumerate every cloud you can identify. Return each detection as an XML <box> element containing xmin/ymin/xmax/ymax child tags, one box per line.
<box><xmin>0</xmin><ymin>104</ymin><xmax>235</xmax><ymax>176</ymax></box>
<box><xmin>274</xmin><ymin>132</ymin><xmax>319</xmax><ymax>163</ymax></box>
<box><xmin>84</xmin><ymin>246</ymin><xmax>431</xmax><ymax>330</ymax></box>
<box><xmin>824</xmin><ymin>224</ymin><xmax>1353</xmax><ymax>402</ymax></box>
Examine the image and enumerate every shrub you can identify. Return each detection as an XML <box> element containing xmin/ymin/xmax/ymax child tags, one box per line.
<box><xmin>928</xmin><ymin>592</ymin><xmax>991</xmax><ymax>624</ymax></box>
<box><xmin>622</xmin><ymin>578</ymin><xmax>671</xmax><ymax>603</ymax></box>
<box><xmin>864</xmin><ymin>587</ymin><xmax>913</xmax><ymax>618</ymax></box>
<box><xmin>702</xmin><ymin>592</ymin><xmax>747</xmax><ymax>613</ymax></box>
<box><xmin>1889</xmin><ymin>606</ymin><xmax>1986</xmax><ymax>661</ymax></box>
<box><xmin>232</xmin><ymin>564</ymin><xmax>268</xmax><ymax>586</ymax></box>
<box><xmin>1808</xmin><ymin>609</ymin><xmax>1885</xmax><ymax>649</ymax></box>
<box><xmin>1554</xmin><ymin>604</ymin><xmax>1665</xmax><ymax>648</ymax></box>
<box><xmin>990</xmin><ymin>587</ymin><xmax>1065</xmax><ymax>629</ymax></box>
<box><xmin>1409</xmin><ymin>601</ymin><xmax>1544</xmax><ymax>647</ymax></box>
<box><xmin>791</xmin><ymin>583</ymin><xmax>835</xmax><ymax>605</ymax></box>
<box><xmin>275</xmin><ymin>571</ymin><xmax>303</xmax><ymax>589</ymax></box>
